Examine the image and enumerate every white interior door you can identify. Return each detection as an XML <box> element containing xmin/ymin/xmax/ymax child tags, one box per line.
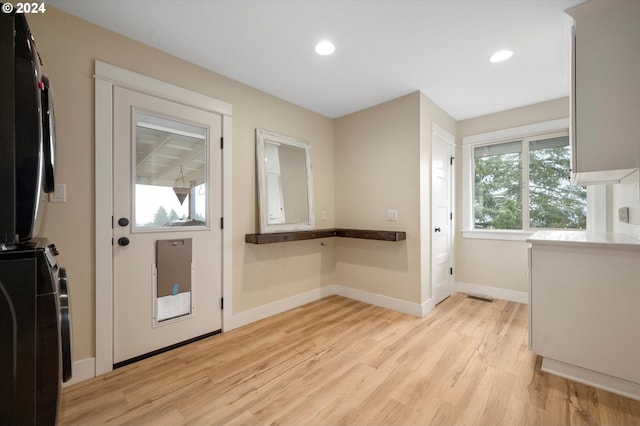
<box><xmin>112</xmin><ymin>86</ymin><xmax>222</xmax><ymax>365</ymax></box>
<box><xmin>432</xmin><ymin>126</ymin><xmax>454</xmax><ymax>305</ymax></box>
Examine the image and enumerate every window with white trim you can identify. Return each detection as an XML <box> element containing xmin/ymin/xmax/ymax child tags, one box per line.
<box><xmin>463</xmin><ymin>120</ymin><xmax>587</xmax><ymax>235</ymax></box>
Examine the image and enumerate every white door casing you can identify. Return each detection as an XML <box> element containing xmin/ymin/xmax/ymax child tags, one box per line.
<box><xmin>431</xmin><ymin>123</ymin><xmax>455</xmax><ymax>305</ymax></box>
<box><xmin>94</xmin><ymin>61</ymin><xmax>233</xmax><ymax>376</ymax></box>
<box><xmin>112</xmin><ymin>87</ymin><xmax>222</xmax><ymax>364</ymax></box>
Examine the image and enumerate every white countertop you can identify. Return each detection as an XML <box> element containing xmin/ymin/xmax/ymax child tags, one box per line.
<box><xmin>527</xmin><ymin>230</ymin><xmax>640</xmax><ymax>250</ymax></box>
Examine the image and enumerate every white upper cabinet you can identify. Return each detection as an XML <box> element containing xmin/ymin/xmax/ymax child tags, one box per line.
<box><xmin>567</xmin><ymin>0</ymin><xmax>640</xmax><ymax>184</ymax></box>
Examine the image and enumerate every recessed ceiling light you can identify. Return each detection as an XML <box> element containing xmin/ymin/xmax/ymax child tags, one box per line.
<box><xmin>315</xmin><ymin>41</ymin><xmax>335</xmax><ymax>56</ymax></box>
<box><xmin>489</xmin><ymin>49</ymin><xmax>513</xmax><ymax>63</ymax></box>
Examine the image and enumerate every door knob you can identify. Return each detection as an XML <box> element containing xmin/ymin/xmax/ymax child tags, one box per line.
<box><xmin>434</xmin><ymin>227</ymin><xmax>441</xmax><ymax>232</ymax></box>
<box><xmin>117</xmin><ymin>217</ymin><xmax>130</xmax><ymax>227</ymax></box>
<box><xmin>117</xmin><ymin>237</ymin><xmax>130</xmax><ymax>246</ymax></box>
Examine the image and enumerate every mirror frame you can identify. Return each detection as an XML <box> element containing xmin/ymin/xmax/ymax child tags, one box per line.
<box><xmin>256</xmin><ymin>128</ymin><xmax>315</xmax><ymax>233</ymax></box>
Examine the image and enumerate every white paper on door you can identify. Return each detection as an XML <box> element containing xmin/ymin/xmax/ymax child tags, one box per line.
<box><xmin>157</xmin><ymin>292</ymin><xmax>191</xmax><ymax>322</ymax></box>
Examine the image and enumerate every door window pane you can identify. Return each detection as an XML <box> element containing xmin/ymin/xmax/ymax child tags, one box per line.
<box><xmin>529</xmin><ymin>135</ymin><xmax>586</xmax><ymax>228</ymax></box>
<box><xmin>473</xmin><ymin>141</ymin><xmax>523</xmax><ymax>229</ymax></box>
<box><xmin>134</xmin><ymin>111</ymin><xmax>208</xmax><ymax>229</ymax></box>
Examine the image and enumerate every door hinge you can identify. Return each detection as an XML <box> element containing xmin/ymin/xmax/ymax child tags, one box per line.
<box><xmin>449</xmin><ymin>267</ymin><xmax>453</xmax><ymax>275</ymax></box>
<box><xmin>111</xmin><ymin>215</ymin><xmax>114</xmax><ymax>228</ymax></box>
<box><xmin>450</xmin><ymin>156</ymin><xmax>455</xmax><ymax>165</ymax></box>
<box><xmin>450</xmin><ymin>212</ymin><xmax>453</xmax><ymax>220</ymax></box>
<box><xmin>220</xmin><ymin>297</ymin><xmax>224</xmax><ymax>310</ymax></box>
<box><xmin>220</xmin><ymin>136</ymin><xmax>224</xmax><ymax>149</ymax></box>
<box><xmin>220</xmin><ymin>217</ymin><xmax>224</xmax><ymax>229</ymax></box>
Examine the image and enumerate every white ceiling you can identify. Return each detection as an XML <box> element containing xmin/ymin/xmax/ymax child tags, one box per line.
<box><xmin>46</xmin><ymin>0</ymin><xmax>586</xmax><ymax>120</ymax></box>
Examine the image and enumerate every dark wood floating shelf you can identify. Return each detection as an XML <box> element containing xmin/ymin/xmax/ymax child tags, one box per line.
<box><xmin>245</xmin><ymin>228</ymin><xmax>407</xmax><ymax>244</ymax></box>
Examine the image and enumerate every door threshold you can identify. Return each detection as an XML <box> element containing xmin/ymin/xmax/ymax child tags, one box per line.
<box><xmin>113</xmin><ymin>329</ymin><xmax>221</xmax><ymax>369</ymax></box>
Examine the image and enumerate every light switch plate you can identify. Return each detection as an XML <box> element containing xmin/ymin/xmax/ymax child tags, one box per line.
<box><xmin>387</xmin><ymin>210</ymin><xmax>398</xmax><ymax>221</ymax></box>
<box><xmin>49</xmin><ymin>183</ymin><xmax>66</xmax><ymax>203</ymax></box>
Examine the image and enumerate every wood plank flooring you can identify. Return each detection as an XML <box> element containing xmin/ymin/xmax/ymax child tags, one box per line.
<box><xmin>60</xmin><ymin>293</ymin><xmax>640</xmax><ymax>425</ymax></box>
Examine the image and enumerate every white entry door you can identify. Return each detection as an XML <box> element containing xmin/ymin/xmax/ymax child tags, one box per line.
<box><xmin>432</xmin><ymin>125</ymin><xmax>454</xmax><ymax>305</ymax></box>
<box><xmin>112</xmin><ymin>86</ymin><xmax>222</xmax><ymax>365</ymax></box>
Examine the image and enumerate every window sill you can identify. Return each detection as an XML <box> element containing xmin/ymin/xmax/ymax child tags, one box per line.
<box><xmin>462</xmin><ymin>229</ymin><xmax>535</xmax><ymax>241</ymax></box>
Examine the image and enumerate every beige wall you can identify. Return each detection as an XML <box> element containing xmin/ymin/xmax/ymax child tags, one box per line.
<box><xmin>455</xmin><ymin>98</ymin><xmax>570</xmax><ymax>292</ymax></box>
<box><xmin>28</xmin><ymin>8</ymin><xmax>335</xmax><ymax>361</ymax></box>
<box><xmin>333</xmin><ymin>93</ymin><xmax>420</xmax><ymax>302</ymax></box>
<box><xmin>333</xmin><ymin>92</ymin><xmax>456</xmax><ymax>304</ymax></box>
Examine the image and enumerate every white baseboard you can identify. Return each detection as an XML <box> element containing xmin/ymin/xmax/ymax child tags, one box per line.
<box><xmin>232</xmin><ymin>282</ymin><xmax>528</xmax><ymax>333</ymax></box>
<box><xmin>329</xmin><ymin>284</ymin><xmax>429</xmax><ymax>317</ymax></box>
<box><xmin>542</xmin><ymin>357</ymin><xmax>640</xmax><ymax>401</ymax></box>
<box><xmin>63</xmin><ymin>357</ymin><xmax>96</xmax><ymax>387</ymax></box>
<box><xmin>455</xmin><ymin>281</ymin><xmax>528</xmax><ymax>304</ymax></box>
<box><xmin>230</xmin><ymin>284</ymin><xmax>432</xmax><ymax>331</ymax></box>
<box><xmin>421</xmin><ymin>297</ymin><xmax>435</xmax><ymax>317</ymax></box>
<box><xmin>230</xmin><ymin>286</ymin><xmax>335</xmax><ymax>329</ymax></box>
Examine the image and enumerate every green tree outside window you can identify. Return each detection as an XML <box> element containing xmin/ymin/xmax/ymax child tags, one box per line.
<box><xmin>474</xmin><ymin>135</ymin><xmax>586</xmax><ymax>230</ymax></box>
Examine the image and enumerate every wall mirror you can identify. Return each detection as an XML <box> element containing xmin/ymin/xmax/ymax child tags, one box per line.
<box><xmin>256</xmin><ymin>129</ymin><xmax>315</xmax><ymax>233</ymax></box>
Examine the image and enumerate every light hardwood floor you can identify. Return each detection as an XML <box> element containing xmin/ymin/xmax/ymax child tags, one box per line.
<box><xmin>60</xmin><ymin>293</ymin><xmax>640</xmax><ymax>425</ymax></box>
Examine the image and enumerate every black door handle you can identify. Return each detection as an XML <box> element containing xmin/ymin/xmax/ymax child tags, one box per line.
<box><xmin>434</xmin><ymin>227</ymin><xmax>441</xmax><ymax>232</ymax></box>
<box><xmin>117</xmin><ymin>237</ymin><xmax>130</xmax><ymax>246</ymax></box>
<box><xmin>118</xmin><ymin>217</ymin><xmax>130</xmax><ymax>227</ymax></box>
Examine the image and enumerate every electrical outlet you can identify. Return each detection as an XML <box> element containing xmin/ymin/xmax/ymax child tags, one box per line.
<box><xmin>321</xmin><ymin>210</ymin><xmax>327</xmax><ymax>221</ymax></box>
<box><xmin>619</xmin><ymin>207</ymin><xmax>630</xmax><ymax>223</ymax></box>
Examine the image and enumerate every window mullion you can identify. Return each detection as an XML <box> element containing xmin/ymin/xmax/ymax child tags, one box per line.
<box><xmin>522</xmin><ymin>139</ymin><xmax>530</xmax><ymax>230</ymax></box>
